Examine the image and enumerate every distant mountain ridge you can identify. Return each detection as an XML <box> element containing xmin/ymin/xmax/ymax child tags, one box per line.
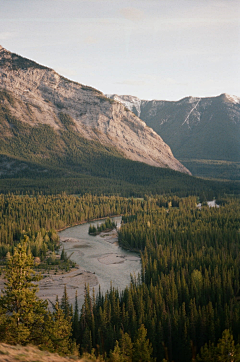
<box><xmin>107</xmin><ymin>93</ymin><xmax>240</xmax><ymax>179</ymax></box>
<box><xmin>0</xmin><ymin>45</ymin><xmax>190</xmax><ymax>176</ymax></box>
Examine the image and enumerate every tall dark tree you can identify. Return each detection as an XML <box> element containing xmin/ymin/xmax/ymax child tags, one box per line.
<box><xmin>61</xmin><ymin>284</ymin><xmax>72</xmax><ymax>319</ymax></box>
<box><xmin>72</xmin><ymin>291</ymin><xmax>80</xmax><ymax>342</ymax></box>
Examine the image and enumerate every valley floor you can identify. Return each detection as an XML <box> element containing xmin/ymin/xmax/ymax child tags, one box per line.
<box><xmin>0</xmin><ymin>265</ymin><xmax>98</xmax><ymax>308</ymax></box>
<box><xmin>180</xmin><ymin>158</ymin><xmax>240</xmax><ymax>180</ymax></box>
<box><xmin>0</xmin><ymin>229</ymin><xmax>120</xmax><ymax>307</ymax></box>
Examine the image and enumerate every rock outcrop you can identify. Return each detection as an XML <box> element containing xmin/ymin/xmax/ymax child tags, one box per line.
<box><xmin>0</xmin><ymin>45</ymin><xmax>190</xmax><ymax>175</ymax></box>
<box><xmin>107</xmin><ymin>93</ymin><xmax>240</xmax><ymax>163</ymax></box>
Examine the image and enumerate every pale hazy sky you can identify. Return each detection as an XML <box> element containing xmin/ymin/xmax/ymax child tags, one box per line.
<box><xmin>0</xmin><ymin>0</ymin><xmax>239</xmax><ymax>100</ymax></box>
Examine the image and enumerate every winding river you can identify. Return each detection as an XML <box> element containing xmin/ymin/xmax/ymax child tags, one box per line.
<box><xmin>57</xmin><ymin>216</ymin><xmax>141</xmax><ymax>305</ymax></box>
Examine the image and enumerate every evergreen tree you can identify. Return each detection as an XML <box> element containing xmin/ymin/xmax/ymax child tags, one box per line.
<box><xmin>197</xmin><ymin>329</ymin><xmax>240</xmax><ymax>362</ymax></box>
<box><xmin>61</xmin><ymin>285</ymin><xmax>71</xmax><ymax>319</ymax></box>
<box><xmin>72</xmin><ymin>291</ymin><xmax>80</xmax><ymax>342</ymax></box>
<box><xmin>217</xmin><ymin>329</ymin><xmax>236</xmax><ymax>362</ymax></box>
<box><xmin>110</xmin><ymin>331</ymin><xmax>133</xmax><ymax>362</ymax></box>
<box><xmin>42</xmin><ymin>301</ymin><xmax>76</xmax><ymax>356</ymax></box>
<box><xmin>119</xmin><ymin>332</ymin><xmax>133</xmax><ymax>362</ymax></box>
<box><xmin>0</xmin><ymin>243</ymin><xmax>48</xmax><ymax>345</ymax></box>
<box><xmin>132</xmin><ymin>324</ymin><xmax>154</xmax><ymax>362</ymax></box>
<box><xmin>110</xmin><ymin>340</ymin><xmax>124</xmax><ymax>362</ymax></box>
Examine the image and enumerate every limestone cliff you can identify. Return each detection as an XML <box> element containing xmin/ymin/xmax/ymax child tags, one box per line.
<box><xmin>0</xmin><ymin>45</ymin><xmax>190</xmax><ymax>175</ymax></box>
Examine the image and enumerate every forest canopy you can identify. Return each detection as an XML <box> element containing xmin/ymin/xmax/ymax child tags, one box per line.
<box><xmin>0</xmin><ymin>193</ymin><xmax>240</xmax><ymax>361</ymax></box>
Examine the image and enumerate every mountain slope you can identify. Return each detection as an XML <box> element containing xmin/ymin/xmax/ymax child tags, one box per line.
<box><xmin>0</xmin><ymin>45</ymin><xmax>189</xmax><ymax>175</ymax></box>
<box><xmin>0</xmin><ymin>47</ymin><xmax>239</xmax><ymax>197</ymax></box>
<box><xmin>108</xmin><ymin>94</ymin><xmax>240</xmax><ymax>179</ymax></box>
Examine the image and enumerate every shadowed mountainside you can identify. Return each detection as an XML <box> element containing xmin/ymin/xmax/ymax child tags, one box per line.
<box><xmin>107</xmin><ymin>94</ymin><xmax>240</xmax><ymax>180</ymax></box>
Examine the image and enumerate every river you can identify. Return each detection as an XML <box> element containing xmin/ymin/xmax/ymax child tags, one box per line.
<box><xmin>57</xmin><ymin>216</ymin><xmax>141</xmax><ymax>306</ymax></box>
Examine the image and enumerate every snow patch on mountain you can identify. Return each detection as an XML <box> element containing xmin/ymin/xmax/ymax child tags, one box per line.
<box><xmin>106</xmin><ymin>94</ymin><xmax>142</xmax><ymax>117</ymax></box>
<box><xmin>225</xmin><ymin>94</ymin><xmax>240</xmax><ymax>104</ymax></box>
<box><xmin>181</xmin><ymin>100</ymin><xmax>200</xmax><ymax>128</ymax></box>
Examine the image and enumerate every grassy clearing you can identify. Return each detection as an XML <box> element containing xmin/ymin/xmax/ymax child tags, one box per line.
<box><xmin>0</xmin><ymin>344</ymin><xmax>82</xmax><ymax>362</ymax></box>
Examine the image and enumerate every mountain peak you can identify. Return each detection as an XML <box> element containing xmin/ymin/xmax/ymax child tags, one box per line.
<box><xmin>106</xmin><ymin>94</ymin><xmax>143</xmax><ymax>117</ymax></box>
<box><xmin>0</xmin><ymin>45</ymin><xmax>8</xmax><ymax>56</ymax></box>
<box><xmin>219</xmin><ymin>93</ymin><xmax>240</xmax><ymax>104</ymax></box>
<box><xmin>0</xmin><ymin>46</ymin><xmax>190</xmax><ymax>175</ymax></box>
<box><xmin>0</xmin><ymin>46</ymin><xmax>48</xmax><ymax>71</ymax></box>
<box><xmin>113</xmin><ymin>92</ymin><xmax>240</xmax><ymax>181</ymax></box>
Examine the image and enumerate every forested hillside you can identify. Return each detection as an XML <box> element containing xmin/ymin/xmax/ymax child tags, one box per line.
<box><xmin>0</xmin><ymin>193</ymin><xmax>155</xmax><ymax>357</ymax></box>
<box><xmin>0</xmin><ymin>192</ymin><xmax>240</xmax><ymax>361</ymax></box>
<box><xmin>77</xmin><ymin>196</ymin><xmax>240</xmax><ymax>361</ymax></box>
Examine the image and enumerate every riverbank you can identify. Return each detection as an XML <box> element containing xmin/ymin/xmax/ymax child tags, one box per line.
<box><xmin>0</xmin><ymin>216</ymin><xmax>140</xmax><ymax>309</ymax></box>
<box><xmin>58</xmin><ymin>216</ymin><xmax>141</xmax><ymax>304</ymax></box>
<box><xmin>0</xmin><ymin>225</ymin><xmax>124</xmax><ymax>307</ymax></box>
<box><xmin>37</xmin><ymin>266</ymin><xmax>98</xmax><ymax>306</ymax></box>
<box><xmin>0</xmin><ymin>263</ymin><xmax>98</xmax><ymax>308</ymax></box>
<box><xmin>37</xmin><ymin>226</ymin><xmax>122</xmax><ymax>306</ymax></box>
<box><xmin>56</xmin><ymin>214</ymin><xmax>122</xmax><ymax>232</ymax></box>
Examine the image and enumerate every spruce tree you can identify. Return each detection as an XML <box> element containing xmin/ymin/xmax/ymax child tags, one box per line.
<box><xmin>43</xmin><ymin>301</ymin><xmax>76</xmax><ymax>356</ymax></box>
<box><xmin>61</xmin><ymin>284</ymin><xmax>71</xmax><ymax>319</ymax></box>
<box><xmin>119</xmin><ymin>331</ymin><xmax>133</xmax><ymax>362</ymax></box>
<box><xmin>132</xmin><ymin>324</ymin><xmax>154</xmax><ymax>362</ymax></box>
<box><xmin>72</xmin><ymin>291</ymin><xmax>80</xmax><ymax>342</ymax></box>
<box><xmin>0</xmin><ymin>243</ymin><xmax>48</xmax><ymax>345</ymax></box>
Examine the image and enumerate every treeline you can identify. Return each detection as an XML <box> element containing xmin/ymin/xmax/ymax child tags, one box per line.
<box><xmin>1</xmin><ymin>192</ymin><xmax>240</xmax><ymax>361</ymax></box>
<box><xmin>1</xmin><ymin>173</ymin><xmax>238</xmax><ymax>199</ymax></box>
<box><xmin>89</xmin><ymin>217</ymin><xmax>117</xmax><ymax>235</ymax></box>
<box><xmin>77</xmin><ymin>197</ymin><xmax>240</xmax><ymax>362</ymax></box>
<box><xmin>0</xmin><ymin>193</ymin><xmax>158</xmax><ymax>259</ymax></box>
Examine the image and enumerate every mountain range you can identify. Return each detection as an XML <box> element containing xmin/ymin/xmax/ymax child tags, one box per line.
<box><xmin>107</xmin><ymin>94</ymin><xmax>240</xmax><ymax>180</ymax></box>
<box><xmin>0</xmin><ymin>45</ymin><xmax>189</xmax><ymax>175</ymax></box>
<box><xmin>0</xmin><ymin>45</ymin><xmax>238</xmax><ymax>197</ymax></box>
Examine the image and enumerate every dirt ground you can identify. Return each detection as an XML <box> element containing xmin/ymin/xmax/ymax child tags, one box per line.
<box><xmin>0</xmin><ymin>343</ymin><xmax>84</xmax><ymax>362</ymax></box>
<box><xmin>0</xmin><ymin>229</ymin><xmax>121</xmax><ymax>308</ymax></box>
<box><xmin>0</xmin><ymin>262</ymin><xmax>98</xmax><ymax>309</ymax></box>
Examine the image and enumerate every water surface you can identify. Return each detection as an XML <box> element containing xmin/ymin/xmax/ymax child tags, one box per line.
<box><xmin>58</xmin><ymin>217</ymin><xmax>141</xmax><ymax>296</ymax></box>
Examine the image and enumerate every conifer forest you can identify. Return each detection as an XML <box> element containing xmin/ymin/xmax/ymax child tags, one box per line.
<box><xmin>0</xmin><ymin>192</ymin><xmax>240</xmax><ymax>361</ymax></box>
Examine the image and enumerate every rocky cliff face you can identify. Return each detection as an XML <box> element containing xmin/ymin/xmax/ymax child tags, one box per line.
<box><xmin>107</xmin><ymin>93</ymin><xmax>240</xmax><ymax>162</ymax></box>
<box><xmin>0</xmin><ymin>45</ymin><xmax>190</xmax><ymax>175</ymax></box>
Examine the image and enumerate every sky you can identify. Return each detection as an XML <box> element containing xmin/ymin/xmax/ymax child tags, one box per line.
<box><xmin>0</xmin><ymin>0</ymin><xmax>239</xmax><ymax>101</ymax></box>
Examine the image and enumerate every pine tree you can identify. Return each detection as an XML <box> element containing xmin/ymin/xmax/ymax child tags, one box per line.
<box><xmin>0</xmin><ymin>243</ymin><xmax>48</xmax><ymax>345</ymax></box>
<box><xmin>216</xmin><ymin>329</ymin><xmax>238</xmax><ymax>362</ymax></box>
<box><xmin>110</xmin><ymin>340</ymin><xmax>124</xmax><ymax>362</ymax></box>
<box><xmin>132</xmin><ymin>324</ymin><xmax>154</xmax><ymax>362</ymax></box>
<box><xmin>119</xmin><ymin>331</ymin><xmax>133</xmax><ymax>362</ymax></box>
<box><xmin>72</xmin><ymin>291</ymin><xmax>80</xmax><ymax>342</ymax></box>
<box><xmin>42</xmin><ymin>302</ymin><xmax>77</xmax><ymax>356</ymax></box>
<box><xmin>61</xmin><ymin>247</ymin><xmax>67</xmax><ymax>261</ymax></box>
<box><xmin>61</xmin><ymin>284</ymin><xmax>71</xmax><ymax>319</ymax></box>
<box><xmin>197</xmin><ymin>330</ymin><xmax>240</xmax><ymax>362</ymax></box>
